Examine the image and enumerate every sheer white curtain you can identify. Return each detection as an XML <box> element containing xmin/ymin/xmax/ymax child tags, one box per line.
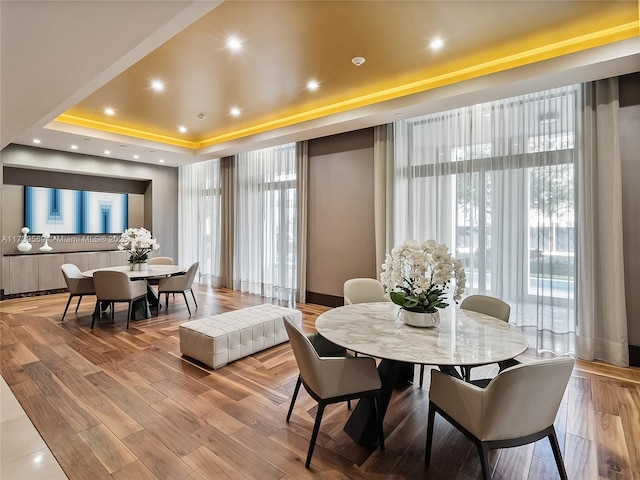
<box><xmin>393</xmin><ymin>86</ymin><xmax>579</xmax><ymax>354</ymax></box>
<box><xmin>576</xmin><ymin>78</ymin><xmax>628</xmax><ymax>366</ymax></box>
<box><xmin>234</xmin><ymin>144</ymin><xmax>297</xmax><ymax>302</ymax></box>
<box><xmin>178</xmin><ymin>158</ymin><xmax>223</xmax><ymax>286</ymax></box>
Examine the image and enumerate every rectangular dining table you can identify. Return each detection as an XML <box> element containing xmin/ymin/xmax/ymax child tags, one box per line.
<box><xmin>314</xmin><ymin>302</ymin><xmax>529</xmax><ymax>446</ymax></box>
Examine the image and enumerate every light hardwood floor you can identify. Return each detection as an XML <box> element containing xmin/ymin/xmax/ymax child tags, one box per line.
<box><xmin>1</xmin><ymin>285</ymin><xmax>639</xmax><ymax>479</ymax></box>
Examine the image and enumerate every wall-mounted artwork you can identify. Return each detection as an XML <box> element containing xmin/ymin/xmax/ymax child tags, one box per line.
<box><xmin>25</xmin><ymin>186</ymin><xmax>128</xmax><ymax>234</ymax></box>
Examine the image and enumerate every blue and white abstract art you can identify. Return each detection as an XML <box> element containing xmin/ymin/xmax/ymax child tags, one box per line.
<box><xmin>25</xmin><ymin>186</ymin><xmax>128</xmax><ymax>234</ymax></box>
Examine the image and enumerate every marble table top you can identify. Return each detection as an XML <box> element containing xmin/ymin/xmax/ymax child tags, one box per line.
<box><xmin>315</xmin><ymin>302</ymin><xmax>529</xmax><ymax>366</ymax></box>
<box><xmin>82</xmin><ymin>264</ymin><xmax>186</xmax><ymax>279</ymax></box>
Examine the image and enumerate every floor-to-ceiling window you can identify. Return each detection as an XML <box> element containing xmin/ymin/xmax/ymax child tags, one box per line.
<box><xmin>234</xmin><ymin>144</ymin><xmax>297</xmax><ymax>302</ymax></box>
<box><xmin>394</xmin><ymin>85</ymin><xmax>579</xmax><ymax>353</ymax></box>
<box><xmin>178</xmin><ymin>158</ymin><xmax>222</xmax><ymax>286</ymax></box>
<box><xmin>179</xmin><ymin>143</ymin><xmax>297</xmax><ymax>302</ymax></box>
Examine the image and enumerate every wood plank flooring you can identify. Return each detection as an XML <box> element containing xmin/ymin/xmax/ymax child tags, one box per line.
<box><xmin>1</xmin><ymin>285</ymin><xmax>639</xmax><ymax>479</ymax></box>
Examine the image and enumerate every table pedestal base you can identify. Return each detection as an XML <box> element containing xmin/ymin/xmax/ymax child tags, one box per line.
<box><xmin>343</xmin><ymin>359</ymin><xmax>414</xmax><ymax>446</ymax></box>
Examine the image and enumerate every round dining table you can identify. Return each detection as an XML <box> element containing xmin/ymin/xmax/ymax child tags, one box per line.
<box><xmin>315</xmin><ymin>302</ymin><xmax>529</xmax><ymax>445</ymax></box>
<box><xmin>82</xmin><ymin>264</ymin><xmax>186</xmax><ymax>319</ymax></box>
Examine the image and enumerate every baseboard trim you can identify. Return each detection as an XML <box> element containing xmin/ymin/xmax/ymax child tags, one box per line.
<box><xmin>629</xmin><ymin>345</ymin><xmax>640</xmax><ymax>367</ymax></box>
<box><xmin>306</xmin><ymin>291</ymin><xmax>343</xmax><ymax>308</ymax></box>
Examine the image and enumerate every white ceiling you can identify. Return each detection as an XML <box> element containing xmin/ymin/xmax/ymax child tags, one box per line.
<box><xmin>1</xmin><ymin>1</ymin><xmax>639</xmax><ymax>169</ymax></box>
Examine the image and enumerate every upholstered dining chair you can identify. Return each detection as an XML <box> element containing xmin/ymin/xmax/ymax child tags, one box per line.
<box><xmin>60</xmin><ymin>263</ymin><xmax>96</xmax><ymax>321</ymax></box>
<box><xmin>283</xmin><ymin>317</ymin><xmax>385</xmax><ymax>468</ymax></box>
<box><xmin>343</xmin><ymin>278</ymin><xmax>390</xmax><ymax>357</ymax></box>
<box><xmin>147</xmin><ymin>256</ymin><xmax>175</xmax><ymax>290</ymax></box>
<box><xmin>425</xmin><ymin>357</ymin><xmax>574</xmax><ymax>480</ymax></box>
<box><xmin>148</xmin><ymin>256</ymin><xmax>174</xmax><ymax>265</ymax></box>
<box><xmin>418</xmin><ymin>294</ymin><xmax>513</xmax><ymax>387</ymax></box>
<box><xmin>343</xmin><ymin>278</ymin><xmax>389</xmax><ymax>305</ymax></box>
<box><xmin>91</xmin><ymin>270</ymin><xmax>148</xmax><ymax>329</ymax></box>
<box><xmin>157</xmin><ymin>261</ymin><xmax>199</xmax><ymax>316</ymax></box>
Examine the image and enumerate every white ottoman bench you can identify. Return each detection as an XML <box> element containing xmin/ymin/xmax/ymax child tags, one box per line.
<box><xmin>179</xmin><ymin>304</ymin><xmax>302</xmax><ymax>369</ymax></box>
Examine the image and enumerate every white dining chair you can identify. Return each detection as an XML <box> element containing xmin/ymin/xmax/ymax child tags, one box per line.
<box><xmin>148</xmin><ymin>256</ymin><xmax>174</xmax><ymax>265</ymax></box>
<box><xmin>157</xmin><ymin>262</ymin><xmax>199</xmax><ymax>316</ymax></box>
<box><xmin>343</xmin><ymin>278</ymin><xmax>389</xmax><ymax>305</ymax></box>
<box><xmin>284</xmin><ymin>317</ymin><xmax>385</xmax><ymax>468</ymax></box>
<box><xmin>425</xmin><ymin>357</ymin><xmax>574</xmax><ymax>480</ymax></box>
<box><xmin>91</xmin><ymin>270</ymin><xmax>148</xmax><ymax>329</ymax></box>
<box><xmin>60</xmin><ymin>263</ymin><xmax>95</xmax><ymax>321</ymax></box>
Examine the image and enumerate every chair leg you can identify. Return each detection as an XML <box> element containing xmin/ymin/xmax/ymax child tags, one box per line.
<box><xmin>62</xmin><ymin>295</ymin><xmax>73</xmax><ymax>321</ymax></box>
<box><xmin>183</xmin><ymin>292</ymin><xmax>192</xmax><ymax>315</ymax></box>
<box><xmin>305</xmin><ymin>402</ymin><xmax>326</xmax><ymax>468</ymax></box>
<box><xmin>548</xmin><ymin>427</ymin><xmax>568</xmax><ymax>480</ymax></box>
<box><xmin>425</xmin><ymin>402</ymin><xmax>436</xmax><ymax>464</ymax></box>
<box><xmin>347</xmin><ymin>400</ymin><xmax>352</xmax><ymax>410</ymax></box>
<box><xmin>91</xmin><ymin>301</ymin><xmax>98</xmax><ymax>328</ymax></box>
<box><xmin>126</xmin><ymin>302</ymin><xmax>132</xmax><ymax>329</ymax></box>
<box><xmin>75</xmin><ymin>296</ymin><xmax>83</xmax><ymax>313</ymax></box>
<box><xmin>165</xmin><ymin>293</ymin><xmax>170</xmax><ymax>309</ymax></box>
<box><xmin>190</xmin><ymin>288</ymin><xmax>197</xmax><ymax>307</ymax></box>
<box><xmin>419</xmin><ymin>364</ymin><xmax>425</xmax><ymax>387</ymax></box>
<box><xmin>477</xmin><ymin>442</ymin><xmax>491</xmax><ymax>480</ymax></box>
<box><xmin>286</xmin><ymin>375</ymin><xmax>302</xmax><ymax>422</ymax></box>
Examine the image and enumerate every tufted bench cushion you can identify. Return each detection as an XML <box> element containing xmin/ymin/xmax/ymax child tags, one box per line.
<box><xmin>179</xmin><ymin>304</ymin><xmax>302</xmax><ymax>369</ymax></box>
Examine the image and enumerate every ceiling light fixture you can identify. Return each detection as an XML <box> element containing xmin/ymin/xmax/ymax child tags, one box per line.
<box><xmin>32</xmin><ymin>138</ymin><xmax>41</xmax><ymax>144</ymax></box>
<box><xmin>230</xmin><ymin>106</ymin><xmax>241</xmax><ymax>117</ymax></box>
<box><xmin>307</xmin><ymin>80</ymin><xmax>319</xmax><ymax>91</ymax></box>
<box><xmin>133</xmin><ymin>154</ymin><xmax>140</xmax><ymax>159</ymax></box>
<box><xmin>71</xmin><ymin>145</ymin><xmax>78</xmax><ymax>150</ymax></box>
<box><xmin>351</xmin><ymin>56</ymin><xmax>366</xmax><ymax>66</ymax></box>
<box><xmin>227</xmin><ymin>37</ymin><xmax>243</xmax><ymax>51</ymax></box>
<box><xmin>178</xmin><ymin>126</ymin><xmax>187</xmax><ymax>133</ymax></box>
<box><xmin>104</xmin><ymin>107</ymin><xmax>115</xmax><ymax>116</ymax></box>
<box><xmin>197</xmin><ymin>113</ymin><xmax>207</xmax><ymax>120</ymax></box>
<box><xmin>104</xmin><ymin>150</ymin><xmax>111</xmax><ymax>155</ymax></box>
<box><xmin>159</xmin><ymin>159</ymin><xmax>165</xmax><ymax>163</ymax></box>
<box><xmin>429</xmin><ymin>37</ymin><xmax>444</xmax><ymax>50</ymax></box>
<box><xmin>150</xmin><ymin>80</ymin><xmax>165</xmax><ymax>92</ymax></box>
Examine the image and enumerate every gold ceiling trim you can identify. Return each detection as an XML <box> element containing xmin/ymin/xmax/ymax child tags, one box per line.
<box><xmin>57</xmin><ymin>20</ymin><xmax>639</xmax><ymax>152</ymax></box>
<box><xmin>54</xmin><ymin>114</ymin><xmax>198</xmax><ymax>149</ymax></box>
<box><xmin>197</xmin><ymin>21</ymin><xmax>638</xmax><ymax>149</ymax></box>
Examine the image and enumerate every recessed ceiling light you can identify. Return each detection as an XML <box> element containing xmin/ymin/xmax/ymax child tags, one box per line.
<box><xmin>178</xmin><ymin>126</ymin><xmax>187</xmax><ymax>133</ymax></box>
<box><xmin>133</xmin><ymin>154</ymin><xmax>140</xmax><ymax>159</ymax></box>
<box><xmin>307</xmin><ymin>80</ymin><xmax>319</xmax><ymax>91</ymax></box>
<box><xmin>150</xmin><ymin>80</ymin><xmax>165</xmax><ymax>92</ymax></box>
<box><xmin>32</xmin><ymin>138</ymin><xmax>41</xmax><ymax>144</ymax></box>
<box><xmin>70</xmin><ymin>145</ymin><xmax>78</xmax><ymax>150</ymax></box>
<box><xmin>230</xmin><ymin>106</ymin><xmax>241</xmax><ymax>117</ymax></box>
<box><xmin>104</xmin><ymin>107</ymin><xmax>115</xmax><ymax>116</ymax></box>
<box><xmin>197</xmin><ymin>113</ymin><xmax>207</xmax><ymax>120</ymax></box>
<box><xmin>429</xmin><ymin>37</ymin><xmax>444</xmax><ymax>50</ymax></box>
<box><xmin>227</xmin><ymin>36</ymin><xmax>243</xmax><ymax>51</ymax></box>
<box><xmin>104</xmin><ymin>150</ymin><xmax>111</xmax><ymax>155</ymax></box>
<box><xmin>352</xmin><ymin>56</ymin><xmax>366</xmax><ymax>66</ymax></box>
<box><xmin>159</xmin><ymin>159</ymin><xmax>165</xmax><ymax>163</ymax></box>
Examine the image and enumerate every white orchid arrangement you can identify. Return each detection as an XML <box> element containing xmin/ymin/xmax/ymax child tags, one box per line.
<box><xmin>117</xmin><ymin>227</ymin><xmax>159</xmax><ymax>264</ymax></box>
<box><xmin>380</xmin><ymin>239</ymin><xmax>466</xmax><ymax>313</ymax></box>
